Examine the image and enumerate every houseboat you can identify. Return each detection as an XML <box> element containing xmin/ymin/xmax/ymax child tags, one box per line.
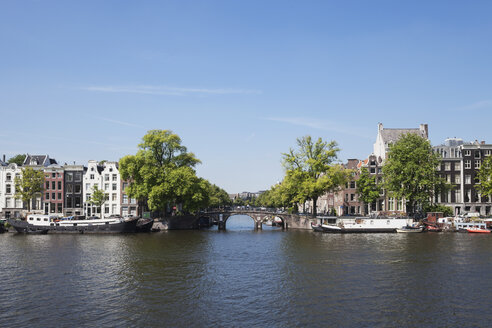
<box><xmin>8</xmin><ymin>214</ymin><xmax>139</xmax><ymax>234</ymax></box>
<box><xmin>320</xmin><ymin>216</ymin><xmax>413</xmax><ymax>233</ymax></box>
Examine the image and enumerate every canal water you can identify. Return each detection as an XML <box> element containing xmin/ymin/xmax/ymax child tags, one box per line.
<box><xmin>1</xmin><ymin>215</ymin><xmax>492</xmax><ymax>327</ymax></box>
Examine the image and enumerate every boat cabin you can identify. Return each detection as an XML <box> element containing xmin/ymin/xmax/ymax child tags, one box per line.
<box><xmin>27</xmin><ymin>214</ymin><xmax>53</xmax><ymax>226</ymax></box>
<box><xmin>455</xmin><ymin>222</ymin><xmax>487</xmax><ymax>231</ymax></box>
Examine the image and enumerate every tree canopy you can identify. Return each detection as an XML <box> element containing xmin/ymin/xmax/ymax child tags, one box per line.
<box><xmin>8</xmin><ymin>154</ymin><xmax>25</xmax><ymax>166</ymax></box>
<box><xmin>88</xmin><ymin>185</ymin><xmax>106</xmax><ymax>217</ymax></box>
<box><xmin>14</xmin><ymin>167</ymin><xmax>44</xmax><ymax>212</ymax></box>
<box><xmin>280</xmin><ymin>136</ymin><xmax>351</xmax><ymax>216</ymax></box>
<box><xmin>382</xmin><ymin>133</ymin><xmax>449</xmax><ymax>216</ymax></box>
<box><xmin>119</xmin><ymin>129</ymin><xmax>228</xmax><ymax>215</ymax></box>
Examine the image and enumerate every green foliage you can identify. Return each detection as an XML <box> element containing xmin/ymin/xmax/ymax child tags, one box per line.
<box><xmin>14</xmin><ymin>167</ymin><xmax>44</xmax><ymax>211</ymax></box>
<box><xmin>119</xmin><ymin>129</ymin><xmax>211</xmax><ymax>215</ymax></box>
<box><xmin>476</xmin><ymin>155</ymin><xmax>492</xmax><ymax>198</ymax></box>
<box><xmin>207</xmin><ymin>184</ymin><xmax>231</xmax><ymax>208</ymax></box>
<box><xmin>356</xmin><ymin>167</ymin><xmax>381</xmax><ymax>213</ymax></box>
<box><xmin>424</xmin><ymin>204</ymin><xmax>453</xmax><ymax>217</ymax></box>
<box><xmin>280</xmin><ymin>136</ymin><xmax>351</xmax><ymax>216</ymax></box>
<box><xmin>8</xmin><ymin>154</ymin><xmax>26</xmax><ymax>166</ymax></box>
<box><xmin>383</xmin><ymin>133</ymin><xmax>450</xmax><ymax>215</ymax></box>
<box><xmin>89</xmin><ymin>185</ymin><xmax>106</xmax><ymax>216</ymax></box>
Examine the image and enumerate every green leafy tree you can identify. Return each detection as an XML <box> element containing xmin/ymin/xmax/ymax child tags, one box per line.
<box><xmin>281</xmin><ymin>136</ymin><xmax>351</xmax><ymax>216</ymax></box>
<box><xmin>14</xmin><ymin>167</ymin><xmax>44</xmax><ymax>212</ymax></box>
<box><xmin>383</xmin><ymin>133</ymin><xmax>450</xmax><ymax>216</ymax></box>
<box><xmin>207</xmin><ymin>184</ymin><xmax>231</xmax><ymax>208</ymax></box>
<box><xmin>89</xmin><ymin>185</ymin><xmax>106</xmax><ymax>218</ymax></box>
<box><xmin>119</xmin><ymin>130</ymin><xmax>203</xmax><ymax>215</ymax></box>
<box><xmin>8</xmin><ymin>154</ymin><xmax>26</xmax><ymax>166</ymax></box>
<box><xmin>476</xmin><ymin>155</ymin><xmax>492</xmax><ymax>199</ymax></box>
<box><xmin>356</xmin><ymin>167</ymin><xmax>381</xmax><ymax>215</ymax></box>
<box><xmin>424</xmin><ymin>204</ymin><xmax>453</xmax><ymax>217</ymax></box>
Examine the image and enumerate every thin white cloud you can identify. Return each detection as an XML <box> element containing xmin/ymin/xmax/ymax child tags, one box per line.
<box><xmin>100</xmin><ymin>117</ymin><xmax>144</xmax><ymax>128</ymax></box>
<box><xmin>264</xmin><ymin>117</ymin><xmax>372</xmax><ymax>139</ymax></box>
<box><xmin>457</xmin><ymin>100</ymin><xmax>492</xmax><ymax>111</ymax></box>
<box><xmin>82</xmin><ymin>85</ymin><xmax>262</xmax><ymax>96</ymax></box>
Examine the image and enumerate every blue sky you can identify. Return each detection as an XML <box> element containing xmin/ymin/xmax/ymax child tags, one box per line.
<box><xmin>2</xmin><ymin>1</ymin><xmax>492</xmax><ymax>193</ymax></box>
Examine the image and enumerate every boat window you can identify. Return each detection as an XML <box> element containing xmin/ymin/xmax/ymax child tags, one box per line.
<box><xmin>44</xmin><ymin>218</ymin><xmax>48</xmax><ymax>221</ymax></box>
<box><xmin>29</xmin><ymin>218</ymin><xmax>33</xmax><ymax>221</ymax></box>
<box><xmin>37</xmin><ymin>218</ymin><xmax>41</xmax><ymax>221</ymax></box>
<box><xmin>105</xmin><ymin>222</ymin><xmax>109</xmax><ymax>225</ymax></box>
<box><xmin>387</xmin><ymin>220</ymin><xmax>390</xmax><ymax>224</ymax></box>
<box><xmin>370</xmin><ymin>220</ymin><xmax>374</xmax><ymax>225</ymax></box>
<box><xmin>73</xmin><ymin>223</ymin><xmax>77</xmax><ymax>226</ymax></box>
<box><xmin>50</xmin><ymin>223</ymin><xmax>54</xmax><ymax>226</ymax></box>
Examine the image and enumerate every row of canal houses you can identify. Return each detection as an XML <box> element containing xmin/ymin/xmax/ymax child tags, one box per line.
<box><xmin>0</xmin><ymin>155</ymin><xmax>138</xmax><ymax>219</ymax></box>
<box><xmin>311</xmin><ymin>123</ymin><xmax>492</xmax><ymax>217</ymax></box>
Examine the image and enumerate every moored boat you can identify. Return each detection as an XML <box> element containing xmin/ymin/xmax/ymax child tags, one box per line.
<box><xmin>466</xmin><ymin>227</ymin><xmax>491</xmax><ymax>233</ymax></box>
<box><xmin>9</xmin><ymin>214</ymin><xmax>138</xmax><ymax>234</ymax></box>
<box><xmin>396</xmin><ymin>226</ymin><xmax>424</xmax><ymax>233</ymax></box>
<box><xmin>319</xmin><ymin>216</ymin><xmax>412</xmax><ymax>233</ymax></box>
<box><xmin>0</xmin><ymin>219</ymin><xmax>8</xmax><ymax>233</ymax></box>
<box><xmin>136</xmin><ymin>218</ymin><xmax>154</xmax><ymax>232</ymax></box>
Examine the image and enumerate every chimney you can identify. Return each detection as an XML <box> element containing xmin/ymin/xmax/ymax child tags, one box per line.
<box><xmin>2</xmin><ymin>154</ymin><xmax>5</xmax><ymax>163</ymax></box>
<box><xmin>420</xmin><ymin>124</ymin><xmax>429</xmax><ymax>139</ymax></box>
<box><xmin>481</xmin><ymin>140</ymin><xmax>486</xmax><ymax>145</ymax></box>
<box><xmin>378</xmin><ymin>122</ymin><xmax>383</xmax><ymax>132</ymax></box>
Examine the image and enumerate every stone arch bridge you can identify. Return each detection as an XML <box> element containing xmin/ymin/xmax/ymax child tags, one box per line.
<box><xmin>200</xmin><ymin>209</ymin><xmax>315</xmax><ymax>230</ymax></box>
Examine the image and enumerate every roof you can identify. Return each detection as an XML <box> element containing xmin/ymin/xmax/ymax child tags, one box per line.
<box><xmin>23</xmin><ymin>154</ymin><xmax>57</xmax><ymax>167</ymax></box>
<box><xmin>380</xmin><ymin>128</ymin><xmax>427</xmax><ymax>144</ymax></box>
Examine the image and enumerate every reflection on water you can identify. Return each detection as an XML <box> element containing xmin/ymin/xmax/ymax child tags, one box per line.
<box><xmin>2</xmin><ymin>219</ymin><xmax>492</xmax><ymax>327</ymax></box>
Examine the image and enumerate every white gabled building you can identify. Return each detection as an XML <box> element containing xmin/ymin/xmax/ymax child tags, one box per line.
<box><xmin>83</xmin><ymin>160</ymin><xmax>121</xmax><ymax>218</ymax></box>
<box><xmin>0</xmin><ymin>163</ymin><xmax>24</xmax><ymax>219</ymax></box>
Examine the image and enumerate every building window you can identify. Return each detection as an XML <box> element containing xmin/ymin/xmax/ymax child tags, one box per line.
<box><xmin>455</xmin><ymin>190</ymin><xmax>461</xmax><ymax>203</ymax></box>
<box><xmin>130</xmin><ymin>198</ymin><xmax>136</xmax><ymax>204</ymax></box>
<box><xmin>6</xmin><ymin>198</ymin><xmax>11</xmax><ymax>208</ymax></box>
<box><xmin>46</xmin><ymin>193</ymin><xmax>49</xmax><ymax>200</ymax></box>
<box><xmin>455</xmin><ymin>162</ymin><xmax>461</xmax><ymax>171</ymax></box>
<box><xmin>350</xmin><ymin>194</ymin><xmax>355</xmax><ymax>201</ymax></box>
<box><xmin>6</xmin><ymin>184</ymin><xmax>11</xmax><ymax>194</ymax></box>
<box><xmin>475</xmin><ymin>160</ymin><xmax>481</xmax><ymax>169</ymax></box>
<box><xmin>447</xmin><ymin>175</ymin><xmax>451</xmax><ymax>183</ymax></box>
<box><xmin>123</xmin><ymin>194</ymin><xmax>128</xmax><ymax>204</ymax></box>
<box><xmin>112</xmin><ymin>204</ymin><xmax>117</xmax><ymax>214</ymax></box>
<box><xmin>52</xmin><ymin>173</ymin><xmax>56</xmax><ymax>178</ymax></box>
<box><xmin>122</xmin><ymin>182</ymin><xmax>128</xmax><ymax>191</ymax></box>
<box><xmin>67</xmin><ymin>173</ymin><xmax>73</xmax><ymax>182</ymax></box>
<box><xmin>6</xmin><ymin>173</ymin><xmax>11</xmax><ymax>181</ymax></box>
<box><xmin>58</xmin><ymin>193</ymin><xmax>62</xmax><ymax>200</ymax></box>
<box><xmin>52</xmin><ymin>181</ymin><xmax>56</xmax><ymax>190</ymax></box>
<box><xmin>57</xmin><ymin>203</ymin><xmax>62</xmax><ymax>213</ymax></box>
<box><xmin>46</xmin><ymin>181</ymin><xmax>50</xmax><ymax>189</ymax></box>
<box><xmin>67</xmin><ymin>184</ymin><xmax>73</xmax><ymax>193</ymax></box>
<box><xmin>75</xmin><ymin>172</ymin><xmax>82</xmax><ymax>182</ymax></box>
<box><xmin>112</xmin><ymin>193</ymin><xmax>117</xmax><ymax>201</ymax></box>
<box><xmin>104</xmin><ymin>183</ymin><xmax>109</xmax><ymax>190</ymax></box>
<box><xmin>112</xmin><ymin>183</ymin><xmax>117</xmax><ymax>191</ymax></box>
<box><xmin>444</xmin><ymin>162</ymin><xmax>451</xmax><ymax>171</ymax></box>
<box><xmin>105</xmin><ymin>206</ymin><xmax>110</xmax><ymax>214</ymax></box>
<box><xmin>86</xmin><ymin>183</ymin><xmax>90</xmax><ymax>191</ymax></box>
<box><xmin>112</xmin><ymin>174</ymin><xmax>117</xmax><ymax>181</ymax></box>
<box><xmin>75</xmin><ymin>197</ymin><xmax>81</xmax><ymax>207</ymax></box>
<box><xmin>75</xmin><ymin>185</ymin><xmax>81</xmax><ymax>193</ymax></box>
<box><xmin>475</xmin><ymin>151</ymin><xmax>481</xmax><ymax>159</ymax></box>
<box><xmin>455</xmin><ymin>175</ymin><xmax>461</xmax><ymax>184</ymax></box>
<box><xmin>105</xmin><ymin>174</ymin><xmax>109</xmax><ymax>181</ymax></box>
<box><xmin>58</xmin><ymin>181</ymin><xmax>62</xmax><ymax>190</ymax></box>
<box><xmin>486</xmin><ymin>150</ymin><xmax>492</xmax><ymax>156</ymax></box>
<box><xmin>90</xmin><ymin>174</ymin><xmax>94</xmax><ymax>180</ymax></box>
<box><xmin>465</xmin><ymin>175</ymin><xmax>471</xmax><ymax>184</ymax></box>
<box><xmin>465</xmin><ymin>160</ymin><xmax>471</xmax><ymax>169</ymax></box>
<box><xmin>370</xmin><ymin>168</ymin><xmax>376</xmax><ymax>174</ymax></box>
<box><xmin>350</xmin><ymin>181</ymin><xmax>356</xmax><ymax>189</ymax></box>
<box><xmin>464</xmin><ymin>150</ymin><xmax>471</xmax><ymax>156</ymax></box>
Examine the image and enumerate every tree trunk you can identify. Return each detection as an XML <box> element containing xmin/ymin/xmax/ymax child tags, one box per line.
<box><xmin>312</xmin><ymin>196</ymin><xmax>318</xmax><ymax>217</ymax></box>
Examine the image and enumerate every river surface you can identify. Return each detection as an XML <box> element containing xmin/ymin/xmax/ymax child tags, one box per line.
<box><xmin>1</xmin><ymin>215</ymin><xmax>492</xmax><ymax>327</ymax></box>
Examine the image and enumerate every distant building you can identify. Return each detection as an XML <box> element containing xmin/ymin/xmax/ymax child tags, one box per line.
<box><xmin>83</xmin><ymin>160</ymin><xmax>121</xmax><ymax>218</ymax></box>
<box><xmin>373</xmin><ymin>123</ymin><xmax>428</xmax><ymax>161</ymax></box>
<box><xmin>43</xmin><ymin>164</ymin><xmax>64</xmax><ymax>215</ymax></box>
<box><xmin>120</xmin><ymin>179</ymin><xmax>138</xmax><ymax>217</ymax></box>
<box><xmin>24</xmin><ymin>154</ymin><xmax>57</xmax><ymax>213</ymax></box>
<box><xmin>0</xmin><ymin>163</ymin><xmax>23</xmax><ymax>219</ymax></box>
<box><xmin>434</xmin><ymin>138</ymin><xmax>492</xmax><ymax>216</ymax></box>
<box><xmin>63</xmin><ymin>164</ymin><xmax>85</xmax><ymax>217</ymax></box>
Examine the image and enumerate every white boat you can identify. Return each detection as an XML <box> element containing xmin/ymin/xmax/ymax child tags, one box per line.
<box><xmin>9</xmin><ymin>214</ymin><xmax>138</xmax><ymax>234</ymax></box>
<box><xmin>320</xmin><ymin>216</ymin><xmax>413</xmax><ymax>233</ymax></box>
